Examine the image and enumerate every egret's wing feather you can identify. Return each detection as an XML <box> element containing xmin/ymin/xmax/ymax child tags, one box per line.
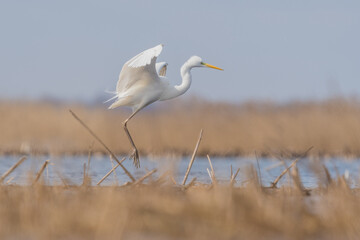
<box><xmin>116</xmin><ymin>44</ymin><xmax>163</xmax><ymax>93</ymax></box>
<box><xmin>156</xmin><ymin>62</ymin><xmax>168</xmax><ymax>77</ymax></box>
<box><xmin>126</xmin><ymin>44</ymin><xmax>163</xmax><ymax>68</ymax></box>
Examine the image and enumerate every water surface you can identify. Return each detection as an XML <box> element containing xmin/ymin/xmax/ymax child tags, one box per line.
<box><xmin>1</xmin><ymin>155</ymin><xmax>359</xmax><ymax>188</ymax></box>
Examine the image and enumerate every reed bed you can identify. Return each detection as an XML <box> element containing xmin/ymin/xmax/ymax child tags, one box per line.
<box><xmin>1</xmin><ymin>120</ymin><xmax>360</xmax><ymax>239</ymax></box>
<box><xmin>0</xmin><ymin>157</ymin><xmax>359</xmax><ymax>240</ymax></box>
<box><xmin>1</xmin><ymin>97</ymin><xmax>360</xmax><ymax>157</ymax></box>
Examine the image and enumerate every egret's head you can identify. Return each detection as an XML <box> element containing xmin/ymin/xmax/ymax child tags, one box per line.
<box><xmin>188</xmin><ymin>56</ymin><xmax>223</xmax><ymax>70</ymax></box>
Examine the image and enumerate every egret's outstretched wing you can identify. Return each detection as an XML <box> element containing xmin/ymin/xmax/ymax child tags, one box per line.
<box><xmin>127</xmin><ymin>44</ymin><xmax>163</xmax><ymax>68</ymax></box>
<box><xmin>116</xmin><ymin>44</ymin><xmax>163</xmax><ymax>93</ymax></box>
<box><xmin>156</xmin><ymin>62</ymin><xmax>168</xmax><ymax>77</ymax></box>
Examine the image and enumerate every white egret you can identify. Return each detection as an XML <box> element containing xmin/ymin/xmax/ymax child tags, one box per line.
<box><xmin>107</xmin><ymin>44</ymin><xmax>223</xmax><ymax>167</ymax></box>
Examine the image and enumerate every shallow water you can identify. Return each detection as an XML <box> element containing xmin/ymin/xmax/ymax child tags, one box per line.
<box><xmin>0</xmin><ymin>155</ymin><xmax>359</xmax><ymax>188</ymax></box>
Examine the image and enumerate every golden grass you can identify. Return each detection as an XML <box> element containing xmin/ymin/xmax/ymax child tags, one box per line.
<box><xmin>0</xmin><ymin>173</ymin><xmax>359</xmax><ymax>239</ymax></box>
<box><xmin>1</xmin><ymin>98</ymin><xmax>360</xmax><ymax>239</ymax></box>
<box><xmin>1</xmin><ymin>97</ymin><xmax>360</xmax><ymax>157</ymax></box>
<box><xmin>0</xmin><ymin>138</ymin><xmax>358</xmax><ymax>239</ymax></box>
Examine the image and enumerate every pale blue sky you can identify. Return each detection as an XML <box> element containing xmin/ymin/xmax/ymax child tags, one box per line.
<box><xmin>0</xmin><ymin>1</ymin><xmax>359</xmax><ymax>103</ymax></box>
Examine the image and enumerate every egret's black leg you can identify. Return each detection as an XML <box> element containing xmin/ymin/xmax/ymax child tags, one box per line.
<box><xmin>123</xmin><ymin>110</ymin><xmax>141</xmax><ymax>168</ymax></box>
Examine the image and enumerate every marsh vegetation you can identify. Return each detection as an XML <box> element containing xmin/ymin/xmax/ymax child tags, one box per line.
<box><xmin>0</xmin><ymin>157</ymin><xmax>359</xmax><ymax>240</ymax></box>
<box><xmin>1</xmin><ymin>98</ymin><xmax>360</xmax><ymax>239</ymax></box>
<box><xmin>1</xmin><ymin>98</ymin><xmax>360</xmax><ymax>157</ymax></box>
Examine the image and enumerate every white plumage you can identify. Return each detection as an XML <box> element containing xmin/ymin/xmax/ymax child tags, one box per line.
<box><xmin>108</xmin><ymin>44</ymin><xmax>223</xmax><ymax>167</ymax></box>
<box><xmin>127</xmin><ymin>44</ymin><xmax>163</xmax><ymax>68</ymax></box>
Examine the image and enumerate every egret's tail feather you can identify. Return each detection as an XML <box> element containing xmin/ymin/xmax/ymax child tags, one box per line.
<box><xmin>104</xmin><ymin>90</ymin><xmax>117</xmax><ymax>94</ymax></box>
<box><xmin>108</xmin><ymin>97</ymin><xmax>129</xmax><ymax>109</ymax></box>
<box><xmin>108</xmin><ymin>101</ymin><xmax>121</xmax><ymax>109</ymax></box>
<box><xmin>108</xmin><ymin>94</ymin><xmax>131</xmax><ymax>109</ymax></box>
<box><xmin>104</xmin><ymin>94</ymin><xmax>118</xmax><ymax>104</ymax></box>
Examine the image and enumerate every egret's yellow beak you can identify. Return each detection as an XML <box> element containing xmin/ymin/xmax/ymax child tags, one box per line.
<box><xmin>203</xmin><ymin>62</ymin><xmax>223</xmax><ymax>71</ymax></box>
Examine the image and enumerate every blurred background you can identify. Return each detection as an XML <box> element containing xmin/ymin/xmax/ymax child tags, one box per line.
<box><xmin>1</xmin><ymin>1</ymin><xmax>360</xmax><ymax>157</ymax></box>
<box><xmin>0</xmin><ymin>0</ymin><xmax>359</xmax><ymax>103</ymax></box>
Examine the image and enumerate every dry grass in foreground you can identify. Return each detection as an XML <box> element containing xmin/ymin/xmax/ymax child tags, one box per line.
<box><xmin>1</xmin><ymin>173</ymin><xmax>360</xmax><ymax>239</ymax></box>
<box><xmin>0</xmin><ymin>139</ymin><xmax>359</xmax><ymax>239</ymax></box>
<box><xmin>1</xmin><ymin>97</ymin><xmax>360</xmax><ymax>157</ymax></box>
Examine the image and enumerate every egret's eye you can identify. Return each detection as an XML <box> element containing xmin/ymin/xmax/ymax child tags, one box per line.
<box><xmin>201</xmin><ymin>62</ymin><xmax>205</xmax><ymax>65</ymax></box>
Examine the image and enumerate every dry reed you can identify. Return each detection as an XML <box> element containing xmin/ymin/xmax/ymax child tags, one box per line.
<box><xmin>0</xmin><ymin>156</ymin><xmax>26</xmax><ymax>183</ymax></box>
<box><xmin>133</xmin><ymin>169</ymin><xmax>157</xmax><ymax>186</ymax></box>
<box><xmin>0</xmin><ymin>136</ymin><xmax>359</xmax><ymax>239</ymax></box>
<box><xmin>182</xmin><ymin>129</ymin><xmax>203</xmax><ymax>185</ymax></box>
<box><xmin>271</xmin><ymin>146</ymin><xmax>313</xmax><ymax>188</ymax></box>
<box><xmin>33</xmin><ymin>159</ymin><xmax>50</xmax><ymax>184</ymax></box>
<box><xmin>207</xmin><ymin>154</ymin><xmax>217</xmax><ymax>184</ymax></box>
<box><xmin>1</xmin><ymin>98</ymin><xmax>359</xmax><ymax>239</ymax></box>
<box><xmin>96</xmin><ymin>157</ymin><xmax>126</xmax><ymax>186</ymax></box>
<box><xmin>0</xmin><ymin>169</ymin><xmax>359</xmax><ymax>239</ymax></box>
<box><xmin>1</xmin><ymin>98</ymin><xmax>360</xmax><ymax>157</ymax></box>
<box><xmin>69</xmin><ymin>109</ymin><xmax>136</xmax><ymax>182</ymax></box>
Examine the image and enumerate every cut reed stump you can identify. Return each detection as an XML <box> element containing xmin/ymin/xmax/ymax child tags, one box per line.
<box><xmin>182</xmin><ymin>129</ymin><xmax>203</xmax><ymax>185</ymax></box>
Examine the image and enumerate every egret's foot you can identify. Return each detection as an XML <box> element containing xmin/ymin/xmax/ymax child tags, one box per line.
<box><xmin>130</xmin><ymin>148</ymin><xmax>140</xmax><ymax>168</ymax></box>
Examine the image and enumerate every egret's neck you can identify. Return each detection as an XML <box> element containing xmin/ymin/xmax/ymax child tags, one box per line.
<box><xmin>177</xmin><ymin>62</ymin><xmax>193</xmax><ymax>94</ymax></box>
<box><xmin>159</xmin><ymin>61</ymin><xmax>193</xmax><ymax>101</ymax></box>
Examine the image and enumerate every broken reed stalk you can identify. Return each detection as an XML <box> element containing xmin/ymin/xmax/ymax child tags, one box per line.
<box><xmin>265</xmin><ymin>161</ymin><xmax>284</xmax><ymax>171</ymax></box>
<box><xmin>230</xmin><ymin>168</ymin><xmax>240</xmax><ymax>186</ymax></box>
<box><xmin>55</xmin><ymin>170</ymin><xmax>71</xmax><ymax>188</ymax></box>
<box><xmin>69</xmin><ymin>109</ymin><xmax>135</xmax><ymax>182</ymax></box>
<box><xmin>97</xmin><ymin>157</ymin><xmax>125</xmax><ymax>186</ymax></box>
<box><xmin>154</xmin><ymin>170</ymin><xmax>172</xmax><ymax>185</ymax></box>
<box><xmin>82</xmin><ymin>163</ymin><xmax>91</xmax><ymax>186</ymax></box>
<box><xmin>170</xmin><ymin>176</ymin><xmax>177</xmax><ymax>185</ymax></box>
<box><xmin>249</xmin><ymin>165</ymin><xmax>260</xmax><ymax>187</ymax></box>
<box><xmin>271</xmin><ymin>146</ymin><xmax>314</xmax><ymax>188</ymax></box>
<box><xmin>207</xmin><ymin>154</ymin><xmax>217</xmax><ymax>184</ymax></box>
<box><xmin>290</xmin><ymin>165</ymin><xmax>305</xmax><ymax>192</ymax></box>
<box><xmin>338</xmin><ymin>175</ymin><xmax>350</xmax><ymax>189</ymax></box>
<box><xmin>5</xmin><ymin>177</ymin><xmax>15</xmax><ymax>184</ymax></box>
<box><xmin>34</xmin><ymin>159</ymin><xmax>50</xmax><ymax>184</ymax></box>
<box><xmin>109</xmin><ymin>156</ymin><xmax>119</xmax><ymax>184</ymax></box>
<box><xmin>86</xmin><ymin>142</ymin><xmax>94</xmax><ymax>176</ymax></box>
<box><xmin>182</xmin><ymin>129</ymin><xmax>203</xmax><ymax>185</ymax></box>
<box><xmin>255</xmin><ymin>152</ymin><xmax>262</xmax><ymax>186</ymax></box>
<box><xmin>185</xmin><ymin>177</ymin><xmax>197</xmax><ymax>189</ymax></box>
<box><xmin>206</xmin><ymin>168</ymin><xmax>213</xmax><ymax>183</ymax></box>
<box><xmin>134</xmin><ymin>169</ymin><xmax>157</xmax><ymax>185</ymax></box>
<box><xmin>83</xmin><ymin>163</ymin><xmax>86</xmax><ymax>184</ymax></box>
<box><xmin>322</xmin><ymin>164</ymin><xmax>333</xmax><ymax>186</ymax></box>
<box><xmin>0</xmin><ymin>156</ymin><xmax>27</xmax><ymax>183</ymax></box>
